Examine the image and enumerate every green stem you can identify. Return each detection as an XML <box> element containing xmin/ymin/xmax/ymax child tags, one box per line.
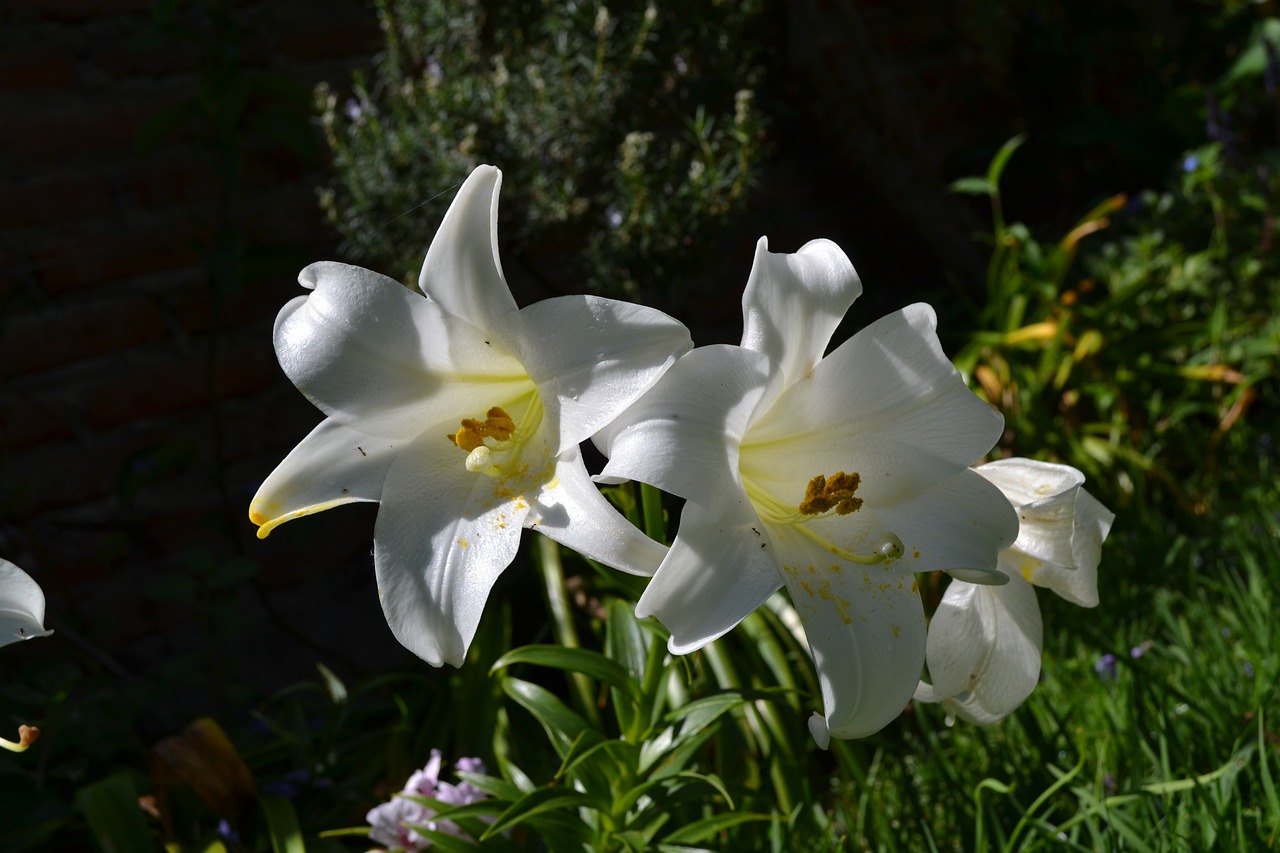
<box><xmin>640</xmin><ymin>482</ymin><xmax>667</xmax><ymax>544</ymax></box>
<box><xmin>536</xmin><ymin>534</ymin><xmax>603</xmax><ymax>730</ymax></box>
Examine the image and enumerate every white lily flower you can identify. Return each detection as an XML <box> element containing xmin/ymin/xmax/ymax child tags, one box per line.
<box><xmin>914</xmin><ymin>458</ymin><xmax>1115</xmax><ymax>725</ymax></box>
<box><xmin>1</xmin><ymin>559</ymin><xmax>52</xmax><ymax>649</ymax></box>
<box><xmin>251</xmin><ymin>166</ymin><xmax>690</xmax><ymax>667</ymax></box>
<box><xmin>596</xmin><ymin>237</ymin><xmax>1018</xmax><ymax>744</ymax></box>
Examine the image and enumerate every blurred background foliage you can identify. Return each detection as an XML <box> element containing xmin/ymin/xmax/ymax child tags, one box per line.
<box><xmin>4</xmin><ymin>0</ymin><xmax>1280</xmax><ymax>850</ymax></box>
<box><xmin>316</xmin><ymin>0</ymin><xmax>767</xmax><ymax>304</ymax></box>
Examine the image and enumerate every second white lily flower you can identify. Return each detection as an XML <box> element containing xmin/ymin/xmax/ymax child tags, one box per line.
<box><xmin>597</xmin><ymin>237</ymin><xmax>1018</xmax><ymax>744</ymax></box>
<box><xmin>251</xmin><ymin>166</ymin><xmax>691</xmax><ymax>667</ymax></box>
<box><xmin>914</xmin><ymin>458</ymin><xmax>1115</xmax><ymax>725</ymax></box>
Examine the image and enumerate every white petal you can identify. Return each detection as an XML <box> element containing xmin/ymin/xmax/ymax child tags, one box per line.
<box><xmin>527</xmin><ymin>445</ymin><xmax>668</xmax><ymax>577</ymax></box>
<box><xmin>249</xmin><ymin>419</ymin><xmax>398</xmax><ymax>538</ymax></box>
<box><xmin>1030</xmin><ymin>488</ymin><xmax>1113</xmax><ymax>607</ymax></box>
<box><xmin>279</xmin><ymin>262</ymin><xmax>529</xmax><ymax>439</ymax></box>
<box><xmin>372</xmin><ymin>428</ymin><xmax>539</xmax><ymax>666</ymax></box>
<box><xmin>918</xmin><ymin>571</ymin><xmax>1043</xmax><ymax>725</ymax></box>
<box><xmin>742</xmin><ymin>303</ymin><xmax>1004</xmax><ymax>508</ymax></box>
<box><xmin>975</xmin><ymin>458</ymin><xmax>1084</xmax><ymax>508</ymax></box>
<box><xmin>771</xmin><ymin>526</ymin><xmax>925</xmax><ymax>740</ymax></box>
<box><xmin>490</xmin><ymin>295</ymin><xmax>692</xmax><ymax>454</ymax></box>
<box><xmin>635</xmin><ymin>502</ymin><xmax>781</xmax><ymax>654</ymax></box>
<box><xmin>595</xmin><ymin>345</ymin><xmax>770</xmax><ymax>508</ymax></box>
<box><xmin>418</xmin><ymin>165</ymin><xmax>519</xmax><ymax>327</ymax></box>
<box><xmin>975</xmin><ymin>459</ymin><xmax>1113</xmax><ymax>607</ymax></box>
<box><xmin>873</xmin><ymin>469</ymin><xmax>1018</xmax><ymax>577</ymax></box>
<box><xmin>740</xmin><ymin>237</ymin><xmax>862</xmax><ymax>394</ymax></box>
<box><xmin>0</xmin><ymin>559</ymin><xmax>52</xmax><ymax>647</ymax></box>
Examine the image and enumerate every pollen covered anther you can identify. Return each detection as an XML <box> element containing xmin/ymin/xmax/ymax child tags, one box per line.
<box><xmin>448</xmin><ymin>407</ymin><xmax>516</xmax><ymax>451</ymax></box>
<box><xmin>799</xmin><ymin>472</ymin><xmax>863</xmax><ymax>516</ymax></box>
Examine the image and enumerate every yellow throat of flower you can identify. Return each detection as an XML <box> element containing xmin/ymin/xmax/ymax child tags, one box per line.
<box><xmin>742</xmin><ymin>468</ymin><xmax>903</xmax><ymax>566</ymax></box>
<box><xmin>447</xmin><ymin>393</ymin><xmax>544</xmax><ymax>478</ymax></box>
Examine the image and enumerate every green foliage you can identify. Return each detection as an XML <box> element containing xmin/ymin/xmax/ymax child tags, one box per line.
<box><xmin>952</xmin><ymin>106</ymin><xmax>1279</xmax><ymax>524</ymax></box>
<box><xmin>317</xmin><ymin>0</ymin><xmax>767</xmax><ymax>301</ymax></box>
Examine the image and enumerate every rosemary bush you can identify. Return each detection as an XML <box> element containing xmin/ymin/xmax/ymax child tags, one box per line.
<box><xmin>317</xmin><ymin>0</ymin><xmax>767</xmax><ymax>302</ymax></box>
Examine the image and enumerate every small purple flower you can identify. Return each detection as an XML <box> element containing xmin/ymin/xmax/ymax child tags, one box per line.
<box><xmin>367</xmin><ymin>751</ymin><xmax>489</xmax><ymax>851</ymax></box>
<box><xmin>343</xmin><ymin>98</ymin><xmax>364</xmax><ymax>122</ymax></box>
<box><xmin>217</xmin><ymin>818</ymin><xmax>241</xmax><ymax>844</ymax></box>
<box><xmin>1183</xmin><ymin>154</ymin><xmax>1199</xmax><ymax>173</ymax></box>
<box><xmin>1130</xmin><ymin>640</ymin><xmax>1152</xmax><ymax>659</ymax></box>
<box><xmin>1094</xmin><ymin>653</ymin><xmax>1118</xmax><ymax>681</ymax></box>
<box><xmin>1243</xmin><ymin>662</ymin><xmax>1255</xmax><ymax>679</ymax></box>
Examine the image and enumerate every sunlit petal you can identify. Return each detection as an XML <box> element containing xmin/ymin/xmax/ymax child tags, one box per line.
<box><xmin>372</xmin><ymin>429</ymin><xmax>535</xmax><ymax>667</ymax></box>
<box><xmin>743</xmin><ymin>304</ymin><xmax>1004</xmax><ymax>505</ymax></box>
<box><xmin>0</xmin><ymin>560</ymin><xmax>52</xmax><ymax>647</ymax></box>
<box><xmin>975</xmin><ymin>458</ymin><xmax>1113</xmax><ymax>607</ymax></box>
<box><xmin>418</xmin><ymin>165</ymin><xmax>518</xmax><ymax>325</ymax></box>
<box><xmin>635</xmin><ymin>502</ymin><xmax>781</xmax><ymax>653</ymax></box>
<box><xmin>491</xmin><ymin>295</ymin><xmax>692</xmax><ymax>454</ymax></box>
<box><xmin>740</xmin><ymin>237</ymin><xmax>861</xmax><ymax>396</ymax></box>
<box><xmin>917</xmin><ymin>569</ymin><xmax>1043</xmax><ymax>725</ymax></box>
<box><xmin>596</xmin><ymin>345</ymin><xmax>770</xmax><ymax>508</ymax></box>
<box><xmin>279</xmin><ymin>262</ymin><xmax>527</xmax><ymax>439</ymax></box>
<box><xmin>250</xmin><ymin>419</ymin><xmax>398</xmax><ymax>538</ymax></box>
<box><xmin>772</xmin><ymin>527</ymin><xmax>925</xmax><ymax>742</ymax></box>
<box><xmin>975</xmin><ymin>458</ymin><xmax>1084</xmax><ymax>508</ymax></box>
<box><xmin>528</xmin><ymin>445</ymin><xmax>668</xmax><ymax>577</ymax></box>
<box><xmin>873</xmin><ymin>470</ymin><xmax>1018</xmax><ymax>578</ymax></box>
<box><xmin>1029</xmin><ymin>488</ymin><xmax>1112</xmax><ymax>607</ymax></box>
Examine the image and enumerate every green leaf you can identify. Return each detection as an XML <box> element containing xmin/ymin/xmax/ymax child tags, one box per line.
<box><xmin>481</xmin><ymin>788</ymin><xmax>597</xmax><ymax>840</ymax></box>
<box><xmin>986</xmin><ymin>133</ymin><xmax>1026</xmax><ymax>188</ymax></box>
<box><xmin>492</xmin><ymin>645</ymin><xmax>639</xmax><ymax>702</ymax></box>
<box><xmin>660</xmin><ymin>811</ymin><xmax>772</xmax><ymax>844</ymax></box>
<box><xmin>75</xmin><ymin>774</ymin><xmax>154</xmax><ymax>853</ymax></box>
<box><xmin>405</xmin><ymin>824</ymin><xmax>488</xmax><ymax>852</ymax></box>
<box><xmin>501</xmin><ymin>677</ymin><xmax>592</xmax><ymax>756</ymax></box>
<box><xmin>949</xmin><ymin>176</ymin><xmax>994</xmax><ymax>196</ymax></box>
<box><xmin>259</xmin><ymin>794</ymin><xmax>306</xmax><ymax>853</ymax></box>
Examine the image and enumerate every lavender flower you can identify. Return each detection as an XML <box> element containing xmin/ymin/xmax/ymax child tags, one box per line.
<box><xmin>1094</xmin><ymin>653</ymin><xmax>1118</xmax><ymax>681</ymax></box>
<box><xmin>367</xmin><ymin>751</ymin><xmax>489</xmax><ymax>851</ymax></box>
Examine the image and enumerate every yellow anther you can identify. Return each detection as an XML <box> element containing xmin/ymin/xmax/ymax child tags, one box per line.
<box><xmin>799</xmin><ymin>472</ymin><xmax>863</xmax><ymax>516</ymax></box>
<box><xmin>0</xmin><ymin>724</ymin><xmax>40</xmax><ymax>754</ymax></box>
<box><xmin>449</xmin><ymin>406</ymin><xmax>516</xmax><ymax>451</ymax></box>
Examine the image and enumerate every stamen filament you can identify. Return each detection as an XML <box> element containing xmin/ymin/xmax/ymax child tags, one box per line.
<box><xmin>741</xmin><ymin>473</ymin><xmax>903</xmax><ymax>566</ymax></box>
<box><xmin>0</xmin><ymin>724</ymin><xmax>40</xmax><ymax>753</ymax></box>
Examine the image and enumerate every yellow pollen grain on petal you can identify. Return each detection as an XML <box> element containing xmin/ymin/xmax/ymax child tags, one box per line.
<box><xmin>1020</xmin><ymin>555</ymin><xmax>1043</xmax><ymax>581</ymax></box>
<box><xmin>798</xmin><ymin>471</ymin><xmax>863</xmax><ymax>516</ymax></box>
<box><xmin>458</xmin><ymin>538</ymin><xmax>469</xmax><ymax>549</ymax></box>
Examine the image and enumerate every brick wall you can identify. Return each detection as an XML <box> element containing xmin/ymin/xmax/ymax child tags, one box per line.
<box><xmin>0</xmin><ymin>0</ymin><xmax>407</xmax><ymax>680</ymax></box>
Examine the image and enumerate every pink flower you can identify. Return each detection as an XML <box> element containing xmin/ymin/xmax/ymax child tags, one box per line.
<box><xmin>367</xmin><ymin>751</ymin><xmax>489</xmax><ymax>851</ymax></box>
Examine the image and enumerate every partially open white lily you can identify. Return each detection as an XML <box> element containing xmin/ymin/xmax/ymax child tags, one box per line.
<box><xmin>251</xmin><ymin>166</ymin><xmax>690</xmax><ymax>666</ymax></box>
<box><xmin>597</xmin><ymin>237</ymin><xmax>1017</xmax><ymax>744</ymax></box>
<box><xmin>1</xmin><ymin>559</ymin><xmax>52</xmax><ymax>649</ymax></box>
<box><xmin>1</xmin><ymin>558</ymin><xmax>51</xmax><ymax>754</ymax></box>
<box><xmin>914</xmin><ymin>458</ymin><xmax>1115</xmax><ymax>724</ymax></box>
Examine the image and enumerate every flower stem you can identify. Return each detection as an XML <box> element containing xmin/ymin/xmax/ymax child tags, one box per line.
<box><xmin>639</xmin><ymin>482</ymin><xmax>667</xmax><ymax>544</ymax></box>
<box><xmin>536</xmin><ymin>534</ymin><xmax>603</xmax><ymax>730</ymax></box>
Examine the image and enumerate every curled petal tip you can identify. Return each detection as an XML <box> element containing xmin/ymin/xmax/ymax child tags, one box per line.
<box><xmin>807</xmin><ymin>713</ymin><xmax>831</xmax><ymax>750</ymax></box>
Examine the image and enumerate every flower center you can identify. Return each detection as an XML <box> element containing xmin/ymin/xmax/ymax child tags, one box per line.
<box><xmin>446</xmin><ymin>394</ymin><xmax>543</xmax><ymax>478</ymax></box>
<box><xmin>741</xmin><ymin>467</ymin><xmax>903</xmax><ymax>566</ymax></box>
